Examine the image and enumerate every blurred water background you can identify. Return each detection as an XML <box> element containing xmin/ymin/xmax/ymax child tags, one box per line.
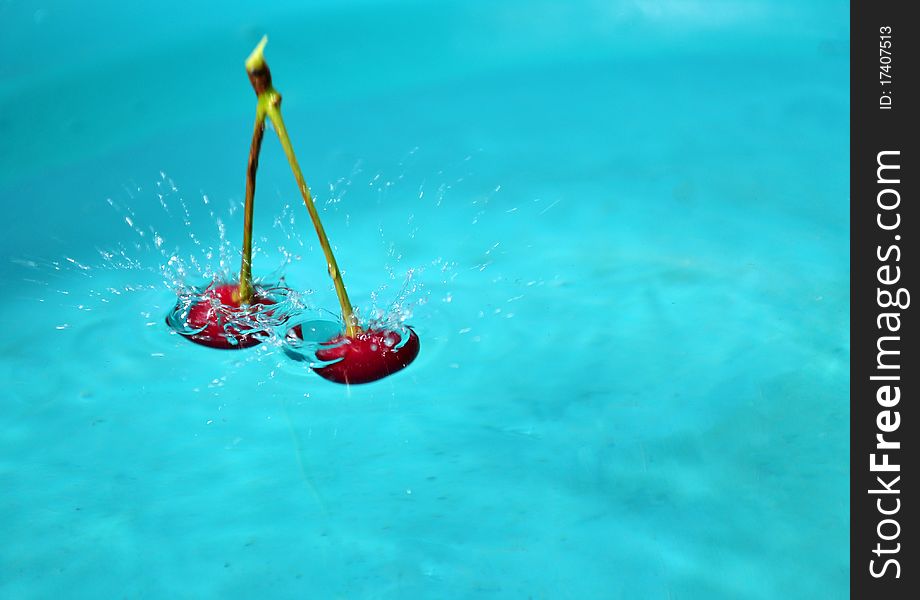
<box><xmin>0</xmin><ymin>1</ymin><xmax>848</xmax><ymax>598</ymax></box>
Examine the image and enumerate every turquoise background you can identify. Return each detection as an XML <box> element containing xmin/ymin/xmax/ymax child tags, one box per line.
<box><xmin>1</xmin><ymin>1</ymin><xmax>849</xmax><ymax>598</ymax></box>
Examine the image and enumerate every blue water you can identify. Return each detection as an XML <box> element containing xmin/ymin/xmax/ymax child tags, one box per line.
<box><xmin>1</xmin><ymin>1</ymin><xmax>849</xmax><ymax>598</ymax></box>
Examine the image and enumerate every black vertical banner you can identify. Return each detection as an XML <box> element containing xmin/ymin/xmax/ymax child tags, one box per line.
<box><xmin>852</xmin><ymin>1</ymin><xmax>916</xmax><ymax>597</ymax></box>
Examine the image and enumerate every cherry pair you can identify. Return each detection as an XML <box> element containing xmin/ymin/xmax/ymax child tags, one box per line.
<box><xmin>172</xmin><ymin>38</ymin><xmax>420</xmax><ymax>384</ymax></box>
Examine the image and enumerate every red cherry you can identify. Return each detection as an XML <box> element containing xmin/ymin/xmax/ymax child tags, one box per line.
<box><xmin>177</xmin><ymin>283</ymin><xmax>276</xmax><ymax>349</ymax></box>
<box><xmin>313</xmin><ymin>327</ymin><xmax>420</xmax><ymax>384</ymax></box>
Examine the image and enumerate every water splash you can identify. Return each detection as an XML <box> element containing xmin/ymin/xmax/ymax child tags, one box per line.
<box><xmin>15</xmin><ymin>149</ymin><xmax>519</xmax><ymax>387</ymax></box>
<box><xmin>164</xmin><ymin>279</ymin><xmax>310</xmax><ymax>345</ymax></box>
<box><xmin>280</xmin><ymin>317</ymin><xmax>418</xmax><ymax>369</ymax></box>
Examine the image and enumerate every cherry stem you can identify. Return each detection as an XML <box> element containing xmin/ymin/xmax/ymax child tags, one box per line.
<box><xmin>235</xmin><ymin>109</ymin><xmax>266</xmax><ymax>305</ymax></box>
<box><xmin>245</xmin><ymin>37</ymin><xmax>360</xmax><ymax>338</ymax></box>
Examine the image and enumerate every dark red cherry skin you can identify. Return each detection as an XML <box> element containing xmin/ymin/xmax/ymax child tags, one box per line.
<box><xmin>179</xmin><ymin>283</ymin><xmax>275</xmax><ymax>349</ymax></box>
<box><xmin>313</xmin><ymin>327</ymin><xmax>420</xmax><ymax>384</ymax></box>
